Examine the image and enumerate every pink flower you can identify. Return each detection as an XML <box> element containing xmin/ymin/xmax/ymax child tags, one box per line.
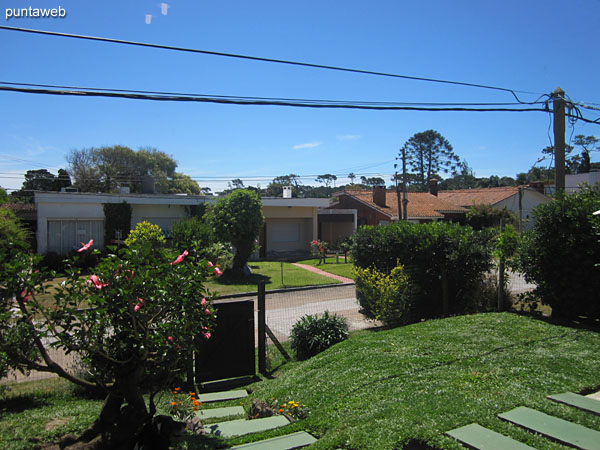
<box><xmin>201</xmin><ymin>298</ymin><xmax>207</xmax><ymax>306</ymax></box>
<box><xmin>170</xmin><ymin>250</ymin><xmax>189</xmax><ymax>265</ymax></box>
<box><xmin>207</xmin><ymin>261</ymin><xmax>214</xmax><ymax>267</ymax></box>
<box><xmin>21</xmin><ymin>290</ymin><xmax>30</xmax><ymax>302</ymax></box>
<box><xmin>134</xmin><ymin>299</ymin><xmax>144</xmax><ymax>312</ymax></box>
<box><xmin>87</xmin><ymin>274</ymin><xmax>108</xmax><ymax>289</ymax></box>
<box><xmin>203</xmin><ymin>332</ymin><xmax>211</xmax><ymax>340</ymax></box>
<box><xmin>77</xmin><ymin>239</ymin><xmax>94</xmax><ymax>252</ymax></box>
<box><xmin>168</xmin><ymin>336</ymin><xmax>174</xmax><ymax>342</ymax></box>
<box><xmin>213</xmin><ymin>267</ymin><xmax>223</xmax><ymax>276</ymax></box>
<box><xmin>311</xmin><ymin>240</ymin><xmax>318</xmax><ymax>245</ymax></box>
<box><xmin>204</xmin><ymin>308</ymin><xmax>212</xmax><ymax>315</ymax></box>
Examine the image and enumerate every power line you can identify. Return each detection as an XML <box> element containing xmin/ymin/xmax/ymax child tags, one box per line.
<box><xmin>0</xmin><ymin>25</ymin><xmax>545</xmax><ymax>103</ymax></box>
<box><xmin>0</xmin><ymin>82</ymin><xmax>545</xmax><ymax>107</ymax></box>
<box><xmin>0</xmin><ymin>85</ymin><xmax>550</xmax><ymax>113</ymax></box>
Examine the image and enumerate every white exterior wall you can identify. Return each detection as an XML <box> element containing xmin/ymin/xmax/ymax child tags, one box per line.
<box><xmin>37</xmin><ymin>200</ymin><xmax>105</xmax><ymax>254</ymax></box>
<box><xmin>131</xmin><ymin>204</ymin><xmax>187</xmax><ymax>236</ymax></box>
<box><xmin>495</xmin><ymin>190</ymin><xmax>551</xmax><ymax>230</ymax></box>
<box><xmin>566</xmin><ymin>172</ymin><xmax>600</xmax><ymax>194</ymax></box>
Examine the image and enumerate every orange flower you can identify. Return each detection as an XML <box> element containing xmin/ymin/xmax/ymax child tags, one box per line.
<box><xmin>189</xmin><ymin>392</ymin><xmax>196</xmax><ymax>397</ymax></box>
<box><xmin>278</xmin><ymin>409</ymin><xmax>284</xmax><ymax>414</ymax></box>
<box><xmin>193</xmin><ymin>400</ymin><xmax>200</xmax><ymax>406</ymax></box>
<box><xmin>174</xmin><ymin>387</ymin><xmax>181</xmax><ymax>391</ymax></box>
<box><xmin>170</xmin><ymin>401</ymin><xmax>177</xmax><ymax>406</ymax></box>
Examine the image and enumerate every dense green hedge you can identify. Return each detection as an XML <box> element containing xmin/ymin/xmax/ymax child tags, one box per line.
<box><xmin>519</xmin><ymin>185</ymin><xmax>600</xmax><ymax>320</ymax></box>
<box><xmin>351</xmin><ymin>221</ymin><xmax>495</xmax><ymax>321</ymax></box>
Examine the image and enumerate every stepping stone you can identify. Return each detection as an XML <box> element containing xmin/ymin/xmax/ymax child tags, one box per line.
<box><xmin>205</xmin><ymin>415</ymin><xmax>289</xmax><ymax>438</ymax></box>
<box><xmin>548</xmin><ymin>392</ymin><xmax>600</xmax><ymax>416</ymax></box>
<box><xmin>231</xmin><ymin>431</ymin><xmax>318</xmax><ymax>449</ymax></box>
<box><xmin>196</xmin><ymin>389</ymin><xmax>248</xmax><ymax>403</ymax></box>
<box><xmin>446</xmin><ymin>423</ymin><xmax>534</xmax><ymax>449</ymax></box>
<box><xmin>197</xmin><ymin>406</ymin><xmax>245</xmax><ymax>420</ymax></box>
<box><xmin>499</xmin><ymin>406</ymin><xmax>600</xmax><ymax>450</ymax></box>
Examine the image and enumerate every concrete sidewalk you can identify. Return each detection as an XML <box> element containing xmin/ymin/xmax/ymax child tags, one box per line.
<box><xmin>291</xmin><ymin>262</ymin><xmax>354</xmax><ymax>284</ymax></box>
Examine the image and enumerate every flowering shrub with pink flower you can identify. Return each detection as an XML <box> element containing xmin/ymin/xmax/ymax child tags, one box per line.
<box><xmin>0</xmin><ymin>223</ymin><xmax>218</xmax><ymax>449</ymax></box>
<box><xmin>310</xmin><ymin>239</ymin><xmax>328</xmax><ymax>265</ymax></box>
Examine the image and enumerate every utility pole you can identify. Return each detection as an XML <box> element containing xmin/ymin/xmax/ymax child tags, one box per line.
<box><xmin>394</xmin><ymin>163</ymin><xmax>402</xmax><ymax>221</ymax></box>
<box><xmin>553</xmin><ymin>87</ymin><xmax>566</xmax><ymax>194</ymax></box>
<box><xmin>402</xmin><ymin>146</ymin><xmax>408</xmax><ymax>220</ymax></box>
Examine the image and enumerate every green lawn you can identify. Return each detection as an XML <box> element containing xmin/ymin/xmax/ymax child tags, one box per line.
<box><xmin>204</xmin><ymin>261</ymin><xmax>340</xmax><ymax>296</ymax></box>
<box><xmin>4</xmin><ymin>314</ymin><xmax>599</xmax><ymax>449</ymax></box>
<box><xmin>232</xmin><ymin>313</ymin><xmax>600</xmax><ymax>449</ymax></box>
<box><xmin>295</xmin><ymin>257</ymin><xmax>355</xmax><ymax>280</ymax></box>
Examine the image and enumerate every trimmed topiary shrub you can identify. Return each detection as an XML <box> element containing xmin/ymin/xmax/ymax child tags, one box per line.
<box><xmin>518</xmin><ymin>185</ymin><xmax>600</xmax><ymax>320</ymax></box>
<box><xmin>351</xmin><ymin>221</ymin><xmax>494</xmax><ymax>320</ymax></box>
<box><xmin>290</xmin><ymin>311</ymin><xmax>349</xmax><ymax>360</ymax></box>
<box><xmin>124</xmin><ymin>221</ymin><xmax>166</xmax><ymax>248</ymax></box>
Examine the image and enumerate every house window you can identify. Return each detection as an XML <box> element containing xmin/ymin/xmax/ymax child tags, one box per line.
<box><xmin>47</xmin><ymin>219</ymin><xmax>104</xmax><ymax>254</ymax></box>
<box><xmin>271</xmin><ymin>223</ymin><xmax>300</xmax><ymax>243</ymax></box>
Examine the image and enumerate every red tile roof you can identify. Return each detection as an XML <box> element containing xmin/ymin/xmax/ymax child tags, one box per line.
<box><xmin>438</xmin><ymin>187</ymin><xmax>523</xmax><ymax>207</ymax></box>
<box><xmin>337</xmin><ymin>189</ymin><xmax>466</xmax><ymax>219</ymax></box>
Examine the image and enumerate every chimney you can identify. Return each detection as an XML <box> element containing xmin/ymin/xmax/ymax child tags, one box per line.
<box><xmin>429</xmin><ymin>178</ymin><xmax>439</xmax><ymax>196</ymax></box>
<box><xmin>373</xmin><ymin>185</ymin><xmax>386</xmax><ymax>207</ymax></box>
<box><xmin>283</xmin><ymin>186</ymin><xmax>292</xmax><ymax>198</ymax></box>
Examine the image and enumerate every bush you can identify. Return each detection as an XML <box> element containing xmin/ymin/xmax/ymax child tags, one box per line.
<box><xmin>208</xmin><ymin>190</ymin><xmax>264</xmax><ymax>271</ymax></box>
<box><xmin>124</xmin><ymin>221</ymin><xmax>166</xmax><ymax>247</ymax></box>
<box><xmin>466</xmin><ymin>204</ymin><xmax>519</xmax><ymax>230</ymax></box>
<box><xmin>354</xmin><ymin>264</ymin><xmax>413</xmax><ymax>326</ymax></box>
<box><xmin>171</xmin><ymin>217</ymin><xmax>213</xmax><ymax>252</ymax></box>
<box><xmin>290</xmin><ymin>311</ymin><xmax>349</xmax><ymax>360</ymax></box>
<box><xmin>351</xmin><ymin>221</ymin><xmax>494</xmax><ymax>320</ymax></box>
<box><xmin>518</xmin><ymin>185</ymin><xmax>600</xmax><ymax>320</ymax></box>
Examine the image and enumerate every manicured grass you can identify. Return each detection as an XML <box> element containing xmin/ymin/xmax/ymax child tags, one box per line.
<box><xmin>295</xmin><ymin>257</ymin><xmax>355</xmax><ymax>280</ymax></box>
<box><xmin>0</xmin><ymin>378</ymin><xmax>103</xmax><ymax>450</ymax></box>
<box><xmin>233</xmin><ymin>313</ymin><xmax>600</xmax><ymax>449</ymax></box>
<box><xmin>204</xmin><ymin>261</ymin><xmax>340</xmax><ymax>296</ymax></box>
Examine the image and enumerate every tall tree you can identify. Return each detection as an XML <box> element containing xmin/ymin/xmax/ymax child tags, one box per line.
<box><xmin>573</xmin><ymin>135</ymin><xmax>599</xmax><ymax>174</ymax></box>
<box><xmin>67</xmin><ymin>146</ymin><xmax>197</xmax><ymax>194</ymax></box>
<box><xmin>360</xmin><ymin>176</ymin><xmax>385</xmax><ymax>187</ymax></box>
<box><xmin>348</xmin><ymin>172</ymin><xmax>357</xmax><ymax>184</ymax></box>
<box><xmin>402</xmin><ymin>130</ymin><xmax>460</xmax><ymax>191</ymax></box>
<box><xmin>315</xmin><ymin>174</ymin><xmax>337</xmax><ymax>188</ymax></box>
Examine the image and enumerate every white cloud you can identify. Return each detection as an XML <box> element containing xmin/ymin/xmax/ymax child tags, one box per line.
<box><xmin>293</xmin><ymin>142</ymin><xmax>321</xmax><ymax>150</ymax></box>
<box><xmin>336</xmin><ymin>134</ymin><xmax>361</xmax><ymax>142</ymax></box>
<box><xmin>160</xmin><ymin>3</ymin><xmax>169</xmax><ymax>15</ymax></box>
<box><xmin>145</xmin><ymin>14</ymin><xmax>152</xmax><ymax>24</ymax></box>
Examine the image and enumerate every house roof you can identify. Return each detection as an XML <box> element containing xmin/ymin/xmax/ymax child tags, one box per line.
<box><xmin>336</xmin><ymin>189</ymin><xmax>467</xmax><ymax>219</ymax></box>
<box><xmin>437</xmin><ymin>186</ymin><xmax>524</xmax><ymax>208</ymax></box>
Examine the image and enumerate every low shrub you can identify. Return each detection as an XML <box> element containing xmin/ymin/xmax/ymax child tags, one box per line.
<box><xmin>354</xmin><ymin>264</ymin><xmax>413</xmax><ymax>326</ymax></box>
<box><xmin>124</xmin><ymin>221</ymin><xmax>166</xmax><ymax>247</ymax></box>
<box><xmin>290</xmin><ymin>311</ymin><xmax>348</xmax><ymax>360</ymax></box>
<box><xmin>171</xmin><ymin>217</ymin><xmax>213</xmax><ymax>252</ymax></box>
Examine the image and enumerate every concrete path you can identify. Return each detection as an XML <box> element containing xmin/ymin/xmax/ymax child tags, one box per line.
<box><xmin>291</xmin><ymin>262</ymin><xmax>354</xmax><ymax>284</ymax></box>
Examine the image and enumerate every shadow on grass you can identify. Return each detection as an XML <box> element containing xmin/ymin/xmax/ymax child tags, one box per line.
<box><xmin>0</xmin><ymin>393</ymin><xmax>49</xmax><ymax>413</ymax></box>
<box><xmin>181</xmin><ymin>432</ymin><xmax>230</xmax><ymax>449</ymax></box>
<box><xmin>214</xmin><ymin>269</ymin><xmax>271</xmax><ymax>288</ymax></box>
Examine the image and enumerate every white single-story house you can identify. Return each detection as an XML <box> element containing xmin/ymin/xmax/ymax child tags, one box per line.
<box><xmin>34</xmin><ymin>192</ymin><xmax>329</xmax><ymax>258</ymax></box>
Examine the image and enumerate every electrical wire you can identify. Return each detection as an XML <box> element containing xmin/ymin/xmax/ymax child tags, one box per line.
<box><xmin>0</xmin><ymin>25</ymin><xmax>546</xmax><ymax>104</ymax></box>
<box><xmin>0</xmin><ymin>85</ymin><xmax>551</xmax><ymax>113</ymax></box>
<box><xmin>0</xmin><ymin>82</ymin><xmax>546</xmax><ymax>107</ymax></box>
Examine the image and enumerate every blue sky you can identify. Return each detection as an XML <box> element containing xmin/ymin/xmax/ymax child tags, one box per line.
<box><xmin>1</xmin><ymin>0</ymin><xmax>599</xmax><ymax>194</ymax></box>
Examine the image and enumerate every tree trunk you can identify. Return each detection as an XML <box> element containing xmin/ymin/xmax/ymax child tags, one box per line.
<box><xmin>59</xmin><ymin>371</ymin><xmax>151</xmax><ymax>450</ymax></box>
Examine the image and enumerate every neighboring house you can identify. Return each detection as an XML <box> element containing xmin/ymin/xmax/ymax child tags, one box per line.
<box><xmin>34</xmin><ymin>192</ymin><xmax>328</xmax><ymax>257</ymax></box>
<box><xmin>566</xmin><ymin>172</ymin><xmax>600</xmax><ymax>194</ymax></box>
<box><xmin>437</xmin><ymin>185</ymin><xmax>551</xmax><ymax>230</ymax></box>
<box><xmin>319</xmin><ymin>186</ymin><xmax>467</xmax><ymax>243</ymax></box>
